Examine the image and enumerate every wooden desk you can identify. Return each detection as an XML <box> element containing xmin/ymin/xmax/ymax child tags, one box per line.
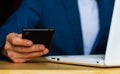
<box><xmin>0</xmin><ymin>58</ymin><xmax>120</xmax><ymax>74</ymax></box>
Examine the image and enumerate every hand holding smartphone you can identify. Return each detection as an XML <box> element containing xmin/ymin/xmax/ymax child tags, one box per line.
<box><xmin>22</xmin><ymin>29</ymin><xmax>54</xmax><ymax>49</ymax></box>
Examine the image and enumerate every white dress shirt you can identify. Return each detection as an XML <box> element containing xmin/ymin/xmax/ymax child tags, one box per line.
<box><xmin>77</xmin><ymin>0</ymin><xmax>100</xmax><ymax>55</ymax></box>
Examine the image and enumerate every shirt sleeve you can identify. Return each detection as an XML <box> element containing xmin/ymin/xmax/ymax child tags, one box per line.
<box><xmin>0</xmin><ymin>0</ymin><xmax>42</xmax><ymax>48</ymax></box>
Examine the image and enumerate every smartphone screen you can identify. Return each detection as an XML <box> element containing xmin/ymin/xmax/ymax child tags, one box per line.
<box><xmin>22</xmin><ymin>29</ymin><xmax>54</xmax><ymax>49</ymax></box>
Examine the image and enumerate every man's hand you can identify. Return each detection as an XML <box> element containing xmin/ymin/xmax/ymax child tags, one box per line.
<box><xmin>2</xmin><ymin>33</ymin><xmax>49</xmax><ymax>63</ymax></box>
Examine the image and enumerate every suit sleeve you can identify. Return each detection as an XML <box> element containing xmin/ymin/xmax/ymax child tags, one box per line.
<box><xmin>0</xmin><ymin>0</ymin><xmax>42</xmax><ymax>48</ymax></box>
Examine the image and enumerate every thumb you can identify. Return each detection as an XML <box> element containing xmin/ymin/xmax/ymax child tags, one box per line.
<box><xmin>7</xmin><ymin>33</ymin><xmax>33</xmax><ymax>46</ymax></box>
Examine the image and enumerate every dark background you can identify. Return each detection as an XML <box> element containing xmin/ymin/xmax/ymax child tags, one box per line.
<box><xmin>0</xmin><ymin>0</ymin><xmax>21</xmax><ymax>26</ymax></box>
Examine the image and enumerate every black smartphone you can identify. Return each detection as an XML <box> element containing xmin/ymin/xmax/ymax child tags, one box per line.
<box><xmin>22</xmin><ymin>29</ymin><xmax>55</xmax><ymax>49</ymax></box>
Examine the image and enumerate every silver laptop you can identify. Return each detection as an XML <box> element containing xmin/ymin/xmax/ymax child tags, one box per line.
<box><xmin>45</xmin><ymin>0</ymin><xmax>120</xmax><ymax>67</ymax></box>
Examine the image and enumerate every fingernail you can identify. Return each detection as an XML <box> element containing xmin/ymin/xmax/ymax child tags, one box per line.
<box><xmin>26</xmin><ymin>41</ymin><xmax>32</xmax><ymax>45</ymax></box>
<box><xmin>40</xmin><ymin>45</ymin><xmax>45</xmax><ymax>49</ymax></box>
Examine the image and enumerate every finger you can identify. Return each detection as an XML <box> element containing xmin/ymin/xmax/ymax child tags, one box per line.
<box><xmin>7</xmin><ymin>48</ymin><xmax>49</xmax><ymax>63</ymax></box>
<box><xmin>7</xmin><ymin>33</ymin><xmax>33</xmax><ymax>46</ymax></box>
<box><xmin>10</xmin><ymin>58</ymin><xmax>31</xmax><ymax>63</ymax></box>
<box><xmin>18</xmin><ymin>34</ymin><xmax>22</xmax><ymax>38</ymax></box>
<box><xmin>11</xmin><ymin>58</ymin><xmax>37</xmax><ymax>63</ymax></box>
<box><xmin>13</xmin><ymin>44</ymin><xmax>46</xmax><ymax>53</ymax></box>
<box><xmin>42</xmin><ymin>48</ymin><xmax>49</xmax><ymax>55</ymax></box>
<box><xmin>9</xmin><ymin>49</ymin><xmax>48</xmax><ymax>59</ymax></box>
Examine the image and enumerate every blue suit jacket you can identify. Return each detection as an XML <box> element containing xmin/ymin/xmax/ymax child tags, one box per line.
<box><xmin>0</xmin><ymin>0</ymin><xmax>114</xmax><ymax>56</ymax></box>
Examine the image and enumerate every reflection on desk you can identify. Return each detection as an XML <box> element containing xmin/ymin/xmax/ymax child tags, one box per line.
<box><xmin>0</xmin><ymin>57</ymin><xmax>120</xmax><ymax>74</ymax></box>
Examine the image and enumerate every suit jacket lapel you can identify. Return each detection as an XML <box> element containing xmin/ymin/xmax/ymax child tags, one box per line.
<box><xmin>91</xmin><ymin>0</ymin><xmax>115</xmax><ymax>54</ymax></box>
<box><xmin>98</xmin><ymin>0</ymin><xmax>115</xmax><ymax>30</ymax></box>
<box><xmin>62</xmin><ymin>0</ymin><xmax>114</xmax><ymax>54</ymax></box>
<box><xmin>62</xmin><ymin>0</ymin><xmax>84</xmax><ymax>54</ymax></box>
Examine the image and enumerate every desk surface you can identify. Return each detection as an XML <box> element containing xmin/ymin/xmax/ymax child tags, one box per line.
<box><xmin>0</xmin><ymin>58</ymin><xmax>120</xmax><ymax>74</ymax></box>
